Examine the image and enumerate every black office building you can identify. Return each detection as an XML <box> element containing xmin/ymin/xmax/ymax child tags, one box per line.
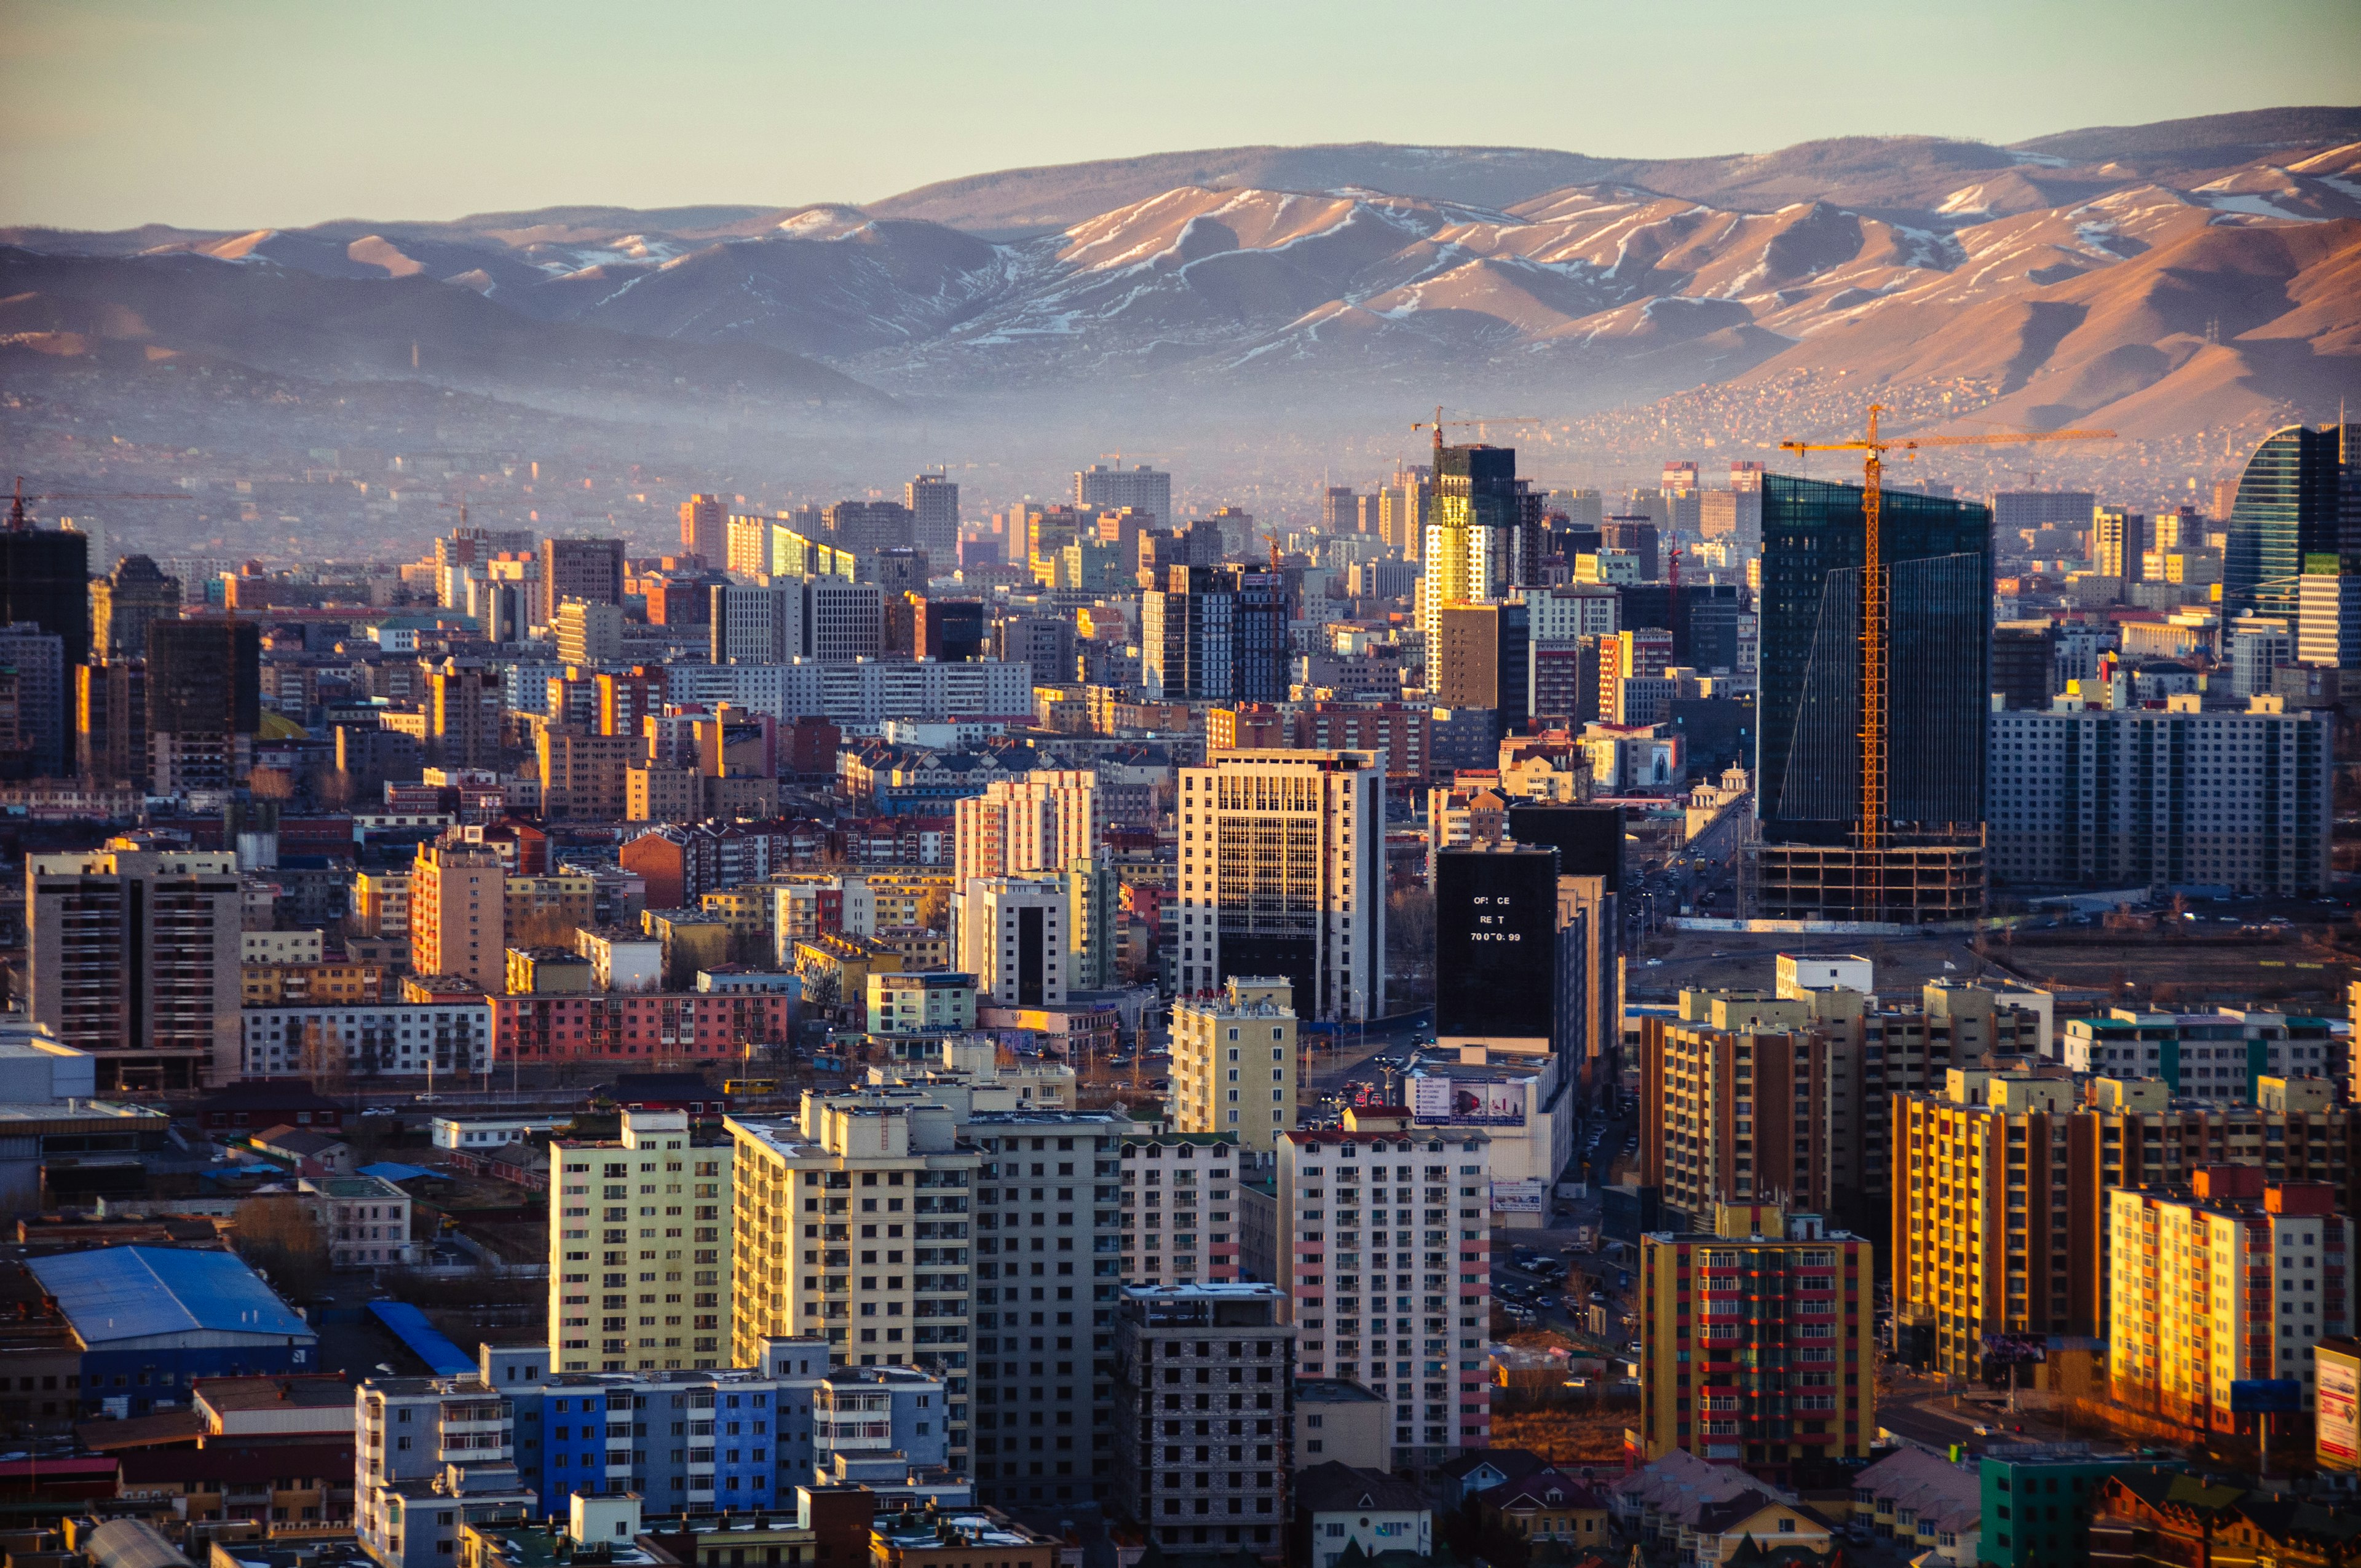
<box><xmin>147</xmin><ymin>618</ymin><xmax>261</xmax><ymax>735</ymax></box>
<box><xmin>1434</xmin><ymin>848</ymin><xmax>1560</xmax><ymax>1042</ymax></box>
<box><xmin>1618</xmin><ymin>581</ymin><xmax>1745</xmax><ymax>669</ymax></box>
<box><xmin>1506</xmin><ymin>802</ymin><xmax>1626</xmax><ymax>887</ymax></box>
<box><xmin>1991</xmin><ymin>622</ymin><xmax>2057</xmax><ymax>711</ymax></box>
<box><xmin>0</xmin><ymin>524</ymin><xmax>90</xmax><ymax>669</ymax></box>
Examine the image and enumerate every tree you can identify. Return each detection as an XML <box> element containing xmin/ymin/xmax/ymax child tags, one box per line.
<box><xmin>915</xmin><ymin>887</ymin><xmax>951</xmax><ymax>932</ymax></box>
<box><xmin>233</xmin><ymin>1193</ymin><xmax>332</xmax><ymax>1303</ymax></box>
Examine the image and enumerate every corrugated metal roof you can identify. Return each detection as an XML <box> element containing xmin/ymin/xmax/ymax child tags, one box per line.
<box><xmin>357</xmin><ymin>1162</ymin><xmax>440</xmax><ymax>1181</ymax></box>
<box><xmin>27</xmin><ymin>1247</ymin><xmax>312</xmax><ymax>1344</ymax></box>
<box><xmin>368</xmin><ymin>1301</ymin><xmax>475</xmax><ymax>1377</ymax></box>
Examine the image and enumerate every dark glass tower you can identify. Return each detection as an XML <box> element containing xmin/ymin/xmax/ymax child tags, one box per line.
<box><xmin>147</xmin><ymin>618</ymin><xmax>261</xmax><ymax>735</ymax></box>
<box><xmin>2225</xmin><ymin>424</ymin><xmax>2346</xmax><ymax>621</ymax></box>
<box><xmin>1756</xmin><ymin>473</ymin><xmax>1991</xmax><ymax>846</ymax></box>
<box><xmin>0</xmin><ymin>524</ymin><xmax>90</xmax><ymax>668</ymax></box>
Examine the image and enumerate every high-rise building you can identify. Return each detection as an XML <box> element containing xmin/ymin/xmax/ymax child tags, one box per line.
<box><xmin>810</xmin><ymin>580</ymin><xmax>884</xmax><ymax>661</ymax></box>
<box><xmin>1992</xmin><ymin>490</ymin><xmax>2097</xmax><ymax>545</ymax></box>
<box><xmin>1991</xmin><ymin>621</ymin><xmax>2058</xmax><ymax>710</ymax></box>
<box><xmin>957</xmin><ymin>877</ymin><xmax>1067</xmax><ymax>1006</ymax></box>
<box><xmin>1320</xmin><ymin>487</ymin><xmax>1356</xmax><ymax>534</ymax></box>
<box><xmin>1171</xmin><ymin>975</ymin><xmax>1299</xmax><ymax>1156</ymax></box>
<box><xmin>725</xmin><ymin>1090</ymin><xmax>979</xmax><ymax>1399</ymax></box>
<box><xmin>1432</xmin><ymin>846</ymin><xmax>1581</xmax><ymax>1062</ymax></box>
<box><xmin>75</xmin><ymin>658</ymin><xmax>146</xmax><ymax>786</ymax></box>
<box><xmin>547</xmin><ymin>1108</ymin><xmax>736</xmax><ymax>1373</ymax></box>
<box><xmin>2225</xmin><ymin>424</ymin><xmax>2349</xmax><ymax>621</ymax></box>
<box><xmin>90</xmin><ymin>554</ymin><xmax>181</xmax><ymax>664</ymax></box>
<box><xmin>2299</xmin><ymin>555</ymin><xmax>2361</xmax><ymax>668</ymax></box>
<box><xmin>26</xmin><ymin>835</ymin><xmax>242</xmax><ymax>1089</ymax></box>
<box><xmin>679</xmin><ymin>494</ymin><xmax>727</xmax><ymax>563</ymax></box>
<box><xmin>1077</xmin><ymin>464</ymin><xmax>1172</xmax><ymax>528</ymax></box>
<box><xmin>145</xmin><ymin>617</ymin><xmax>260</xmax><ymax>792</ymax></box>
<box><xmin>1433</xmin><ymin>601</ymin><xmax>1528</xmax><ymax>730</ymax></box>
<box><xmin>914</xmin><ymin>597</ymin><xmax>986</xmax><ymax>662</ymax></box>
<box><xmin>1501</xmin><ymin>803</ymin><xmax>1622</xmax><ymax>1100</ymax></box>
<box><xmin>824</xmin><ymin>500</ymin><xmax>916</xmax><ymax>559</ymax></box>
<box><xmin>1639</xmin><ymin>1018</ymin><xmax>1833</xmax><ymax>1226</ymax></box>
<box><xmin>904</xmin><ymin>474</ymin><xmax>959</xmax><ymax>562</ymax></box>
<box><xmin>411</xmin><ymin>837</ymin><xmax>508</xmax><ymax>991</ymax></box>
<box><xmin>710</xmin><ymin>580</ymin><xmax>807</xmax><ymax>663</ymax></box>
<box><xmin>1176</xmin><ymin>749</ymin><xmax>1385</xmax><ymax>1021</ymax></box>
<box><xmin>1891</xmin><ymin>1071</ymin><xmax>2081</xmax><ymax>1382</ymax></box>
<box><xmin>0</xmin><ymin>624</ymin><xmax>63</xmax><ymax>778</ymax></box>
<box><xmin>2107</xmin><ymin>1168</ymin><xmax>2351</xmax><ymax>1430</ymax></box>
<box><xmin>424</xmin><ymin>661</ymin><xmax>503</xmax><ymax>770</ymax></box>
<box><xmin>1987</xmin><ymin>702</ymin><xmax>2330</xmax><ymax>895</ymax></box>
<box><xmin>1418</xmin><ymin>445</ymin><xmax>1537</xmax><ymax>644</ymax></box>
<box><xmin>1637</xmin><ymin>1200</ymin><xmax>1875</xmax><ymax>1481</ymax></box>
<box><xmin>1142</xmin><ymin>565</ymin><xmax>1288</xmax><ymax>703</ymax></box>
<box><xmin>953</xmin><ymin>771</ymin><xmax>1097</xmax><ymax>892</ymax></box>
<box><xmin>0</xmin><ymin>519</ymin><xmax>90</xmax><ymax>669</ymax></box>
<box><xmin>1276</xmin><ymin>1111</ymin><xmax>1493</xmax><ymax>1470</ymax></box>
<box><xmin>540</xmin><ymin>536</ymin><xmax>625</xmax><ymax>625</ymax></box>
<box><xmin>1110</xmin><ymin>1284</ymin><xmax>1295</xmax><ymax>1557</ymax></box>
<box><xmin>1752</xmin><ymin>474</ymin><xmax>1991</xmax><ymax>923</ymax></box>
<box><xmin>2092</xmin><ymin>506</ymin><xmax>2147</xmax><ymax>581</ymax></box>
<box><xmin>965</xmin><ymin>1105</ymin><xmax>1139</xmax><ymax>1505</ymax></box>
<box><xmin>554</xmin><ymin>599</ymin><xmax>625</xmax><ymax>665</ymax></box>
<box><xmin>1119</xmin><ymin>1131</ymin><xmax>1244</xmax><ymax>1287</ymax></box>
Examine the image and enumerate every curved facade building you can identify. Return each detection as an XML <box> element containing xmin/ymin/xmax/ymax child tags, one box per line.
<box><xmin>2224</xmin><ymin>424</ymin><xmax>2348</xmax><ymax>621</ymax></box>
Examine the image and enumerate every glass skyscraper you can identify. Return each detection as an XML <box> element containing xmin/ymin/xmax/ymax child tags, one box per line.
<box><xmin>2224</xmin><ymin>424</ymin><xmax>2349</xmax><ymax>622</ymax></box>
<box><xmin>1757</xmin><ymin>474</ymin><xmax>1992</xmax><ymax>846</ymax></box>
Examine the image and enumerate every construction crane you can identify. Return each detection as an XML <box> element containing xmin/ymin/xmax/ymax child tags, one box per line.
<box><xmin>9</xmin><ymin>476</ymin><xmax>192</xmax><ymax>532</ymax></box>
<box><xmin>1410</xmin><ymin>408</ymin><xmax>1542</xmax><ymax>464</ymax></box>
<box><xmin>1778</xmin><ymin>406</ymin><xmax>2113</xmax><ymax>854</ymax></box>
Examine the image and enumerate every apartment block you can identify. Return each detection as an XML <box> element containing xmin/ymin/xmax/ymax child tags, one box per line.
<box><xmin>1109</xmin><ymin>1284</ymin><xmax>1295</xmax><ymax>1556</ymax></box>
<box><xmin>1114</xmin><ymin>1132</ymin><xmax>1243</xmax><ymax>1288</ymax></box>
<box><xmin>2063</xmin><ymin>1009</ymin><xmax>2342</xmax><ymax>1100</ymax></box>
<box><xmin>1277</xmin><ymin>1111</ymin><xmax>1493</xmax><ymax>1471</ymax></box>
<box><xmin>1891</xmin><ymin>1073</ymin><xmax>2083</xmax><ymax>1381</ymax></box>
<box><xmin>952</xmin><ymin>771</ymin><xmax>1097</xmax><ymax>890</ymax></box>
<box><xmin>1639</xmin><ymin>1017</ymin><xmax>1833</xmax><ymax>1226</ymax></box>
<box><xmin>239</xmin><ymin>1000</ymin><xmax>492</xmax><ymax>1081</ymax></box>
<box><xmin>546</xmin><ymin>1109</ymin><xmax>736</xmax><ymax>1374</ymax></box>
<box><xmin>724</xmin><ymin>1090</ymin><xmax>979</xmax><ymax>1456</ymax></box>
<box><xmin>412</xmin><ymin>838</ymin><xmax>508</xmax><ymax>992</ymax></box>
<box><xmin>25</xmin><ymin>835</ymin><xmax>243</xmax><ymax>1090</ymax></box>
<box><xmin>1172</xmin><ymin>976</ymin><xmax>1299</xmax><ymax>1156</ymax></box>
<box><xmin>1638</xmin><ymin>1202</ymin><xmax>1875</xmax><ymax>1483</ymax></box>
<box><xmin>2108</xmin><ymin>1168</ymin><xmax>2352</xmax><ymax>1430</ymax></box>
<box><xmin>1176</xmin><ymin>749</ymin><xmax>1385</xmax><ymax>1021</ymax></box>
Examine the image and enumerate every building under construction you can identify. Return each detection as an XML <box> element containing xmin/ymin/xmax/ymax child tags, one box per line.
<box><xmin>1746</xmin><ymin>473</ymin><xmax>1990</xmax><ymax>922</ymax></box>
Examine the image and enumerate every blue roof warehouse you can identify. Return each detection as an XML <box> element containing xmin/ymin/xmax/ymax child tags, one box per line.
<box><xmin>27</xmin><ymin>1247</ymin><xmax>318</xmax><ymax>1416</ymax></box>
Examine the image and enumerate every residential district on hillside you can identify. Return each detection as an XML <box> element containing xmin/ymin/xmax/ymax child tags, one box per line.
<box><xmin>0</xmin><ymin>420</ymin><xmax>2357</xmax><ymax>1568</ymax></box>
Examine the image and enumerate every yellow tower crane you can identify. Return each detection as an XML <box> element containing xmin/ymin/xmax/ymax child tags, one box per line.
<box><xmin>1778</xmin><ymin>406</ymin><xmax>2115</xmax><ymax>852</ymax></box>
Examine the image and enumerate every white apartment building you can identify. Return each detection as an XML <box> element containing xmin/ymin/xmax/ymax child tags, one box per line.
<box><xmin>547</xmin><ymin>1109</ymin><xmax>736</xmax><ymax>1374</ymax></box>
<box><xmin>1118</xmin><ymin>1131</ymin><xmax>1244</xmax><ymax>1286</ymax></box>
<box><xmin>304</xmin><ymin>1174</ymin><xmax>420</xmax><ymax>1269</ymax></box>
<box><xmin>1176</xmin><ymin>749</ymin><xmax>1385</xmax><ymax>1022</ymax></box>
<box><xmin>956</xmin><ymin>877</ymin><xmax>1067</xmax><ymax>1007</ymax></box>
<box><xmin>665</xmin><ymin>657</ymin><xmax>1034</xmax><ymax>724</ymax></box>
<box><xmin>1171</xmin><ymin>975</ymin><xmax>1298</xmax><ymax>1156</ymax></box>
<box><xmin>238</xmin><ymin>1001</ymin><xmax>492</xmax><ymax>1080</ymax></box>
<box><xmin>1277</xmin><ymin>1114</ymin><xmax>1493</xmax><ymax>1472</ymax></box>
<box><xmin>1519</xmin><ymin>585</ymin><xmax>1619</xmax><ymax>641</ymax></box>
<box><xmin>1988</xmin><ymin>700</ymin><xmax>2331</xmax><ymax>894</ymax></box>
<box><xmin>710</xmin><ymin>580</ymin><xmax>808</xmax><ymax>664</ymax></box>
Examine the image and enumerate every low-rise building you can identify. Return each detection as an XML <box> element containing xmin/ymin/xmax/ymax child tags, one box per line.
<box><xmin>1293</xmin><ymin>1461</ymin><xmax>1431</xmax><ymax>1568</ymax></box>
<box><xmin>236</xmin><ymin>999</ymin><xmax>492</xmax><ymax>1081</ymax></box>
<box><xmin>1294</xmin><ymin>1378</ymin><xmax>1388</xmax><ymax>1469</ymax></box>
<box><xmin>868</xmin><ymin>972</ymin><xmax>978</xmax><ymax>1037</ymax></box>
<box><xmin>304</xmin><ymin>1174</ymin><xmax>422</xmax><ymax>1269</ymax></box>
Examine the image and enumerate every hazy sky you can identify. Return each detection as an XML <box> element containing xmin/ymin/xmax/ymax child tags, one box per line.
<box><xmin>6</xmin><ymin>0</ymin><xmax>2356</xmax><ymax>230</ymax></box>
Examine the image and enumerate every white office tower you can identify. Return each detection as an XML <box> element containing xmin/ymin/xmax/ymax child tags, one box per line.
<box><xmin>547</xmin><ymin>1109</ymin><xmax>736</xmax><ymax>1374</ymax></box>
<box><xmin>1175</xmin><ymin>749</ymin><xmax>1385</xmax><ymax>1022</ymax></box>
<box><xmin>957</xmin><ymin>877</ymin><xmax>1069</xmax><ymax>1006</ymax></box>
<box><xmin>1076</xmin><ymin>463</ymin><xmax>1173</xmax><ymax>527</ymax></box>
<box><xmin>1278</xmin><ymin>1113</ymin><xmax>1493</xmax><ymax>1473</ymax></box>
<box><xmin>954</xmin><ymin>771</ymin><xmax>1098</xmax><ymax>891</ymax></box>
<box><xmin>810</xmin><ymin>580</ymin><xmax>885</xmax><ymax>661</ymax></box>
<box><xmin>710</xmin><ymin>580</ymin><xmax>809</xmax><ymax>663</ymax></box>
<box><xmin>907</xmin><ymin>474</ymin><xmax>960</xmax><ymax>564</ymax></box>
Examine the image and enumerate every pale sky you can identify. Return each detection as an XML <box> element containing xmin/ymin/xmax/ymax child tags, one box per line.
<box><xmin>4</xmin><ymin>0</ymin><xmax>2355</xmax><ymax>231</ymax></box>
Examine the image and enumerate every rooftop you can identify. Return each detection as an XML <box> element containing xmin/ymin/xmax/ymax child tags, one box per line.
<box><xmin>1294</xmin><ymin>1377</ymin><xmax>1386</xmax><ymax>1406</ymax></box>
<box><xmin>29</xmin><ymin>1246</ymin><xmax>313</xmax><ymax>1345</ymax></box>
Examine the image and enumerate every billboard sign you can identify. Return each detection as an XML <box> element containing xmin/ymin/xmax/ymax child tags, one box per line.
<box><xmin>1492</xmin><ymin>1178</ymin><xmax>1546</xmax><ymax>1213</ymax></box>
<box><xmin>1410</xmin><ymin>1073</ymin><xmax>1527</xmax><ymax>1127</ymax></box>
<box><xmin>2320</xmin><ymin>1349</ymin><xmax>2361</xmax><ymax>1468</ymax></box>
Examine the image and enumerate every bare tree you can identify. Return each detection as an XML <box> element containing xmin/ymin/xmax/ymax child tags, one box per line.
<box><xmin>233</xmin><ymin>1193</ymin><xmax>333</xmax><ymax>1302</ymax></box>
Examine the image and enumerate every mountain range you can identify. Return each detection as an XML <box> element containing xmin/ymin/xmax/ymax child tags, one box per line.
<box><xmin>5</xmin><ymin>106</ymin><xmax>2359</xmax><ymax>447</ymax></box>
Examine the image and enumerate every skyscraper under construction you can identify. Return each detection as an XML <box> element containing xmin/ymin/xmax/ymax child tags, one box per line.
<box><xmin>1747</xmin><ymin>473</ymin><xmax>1991</xmax><ymax>921</ymax></box>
